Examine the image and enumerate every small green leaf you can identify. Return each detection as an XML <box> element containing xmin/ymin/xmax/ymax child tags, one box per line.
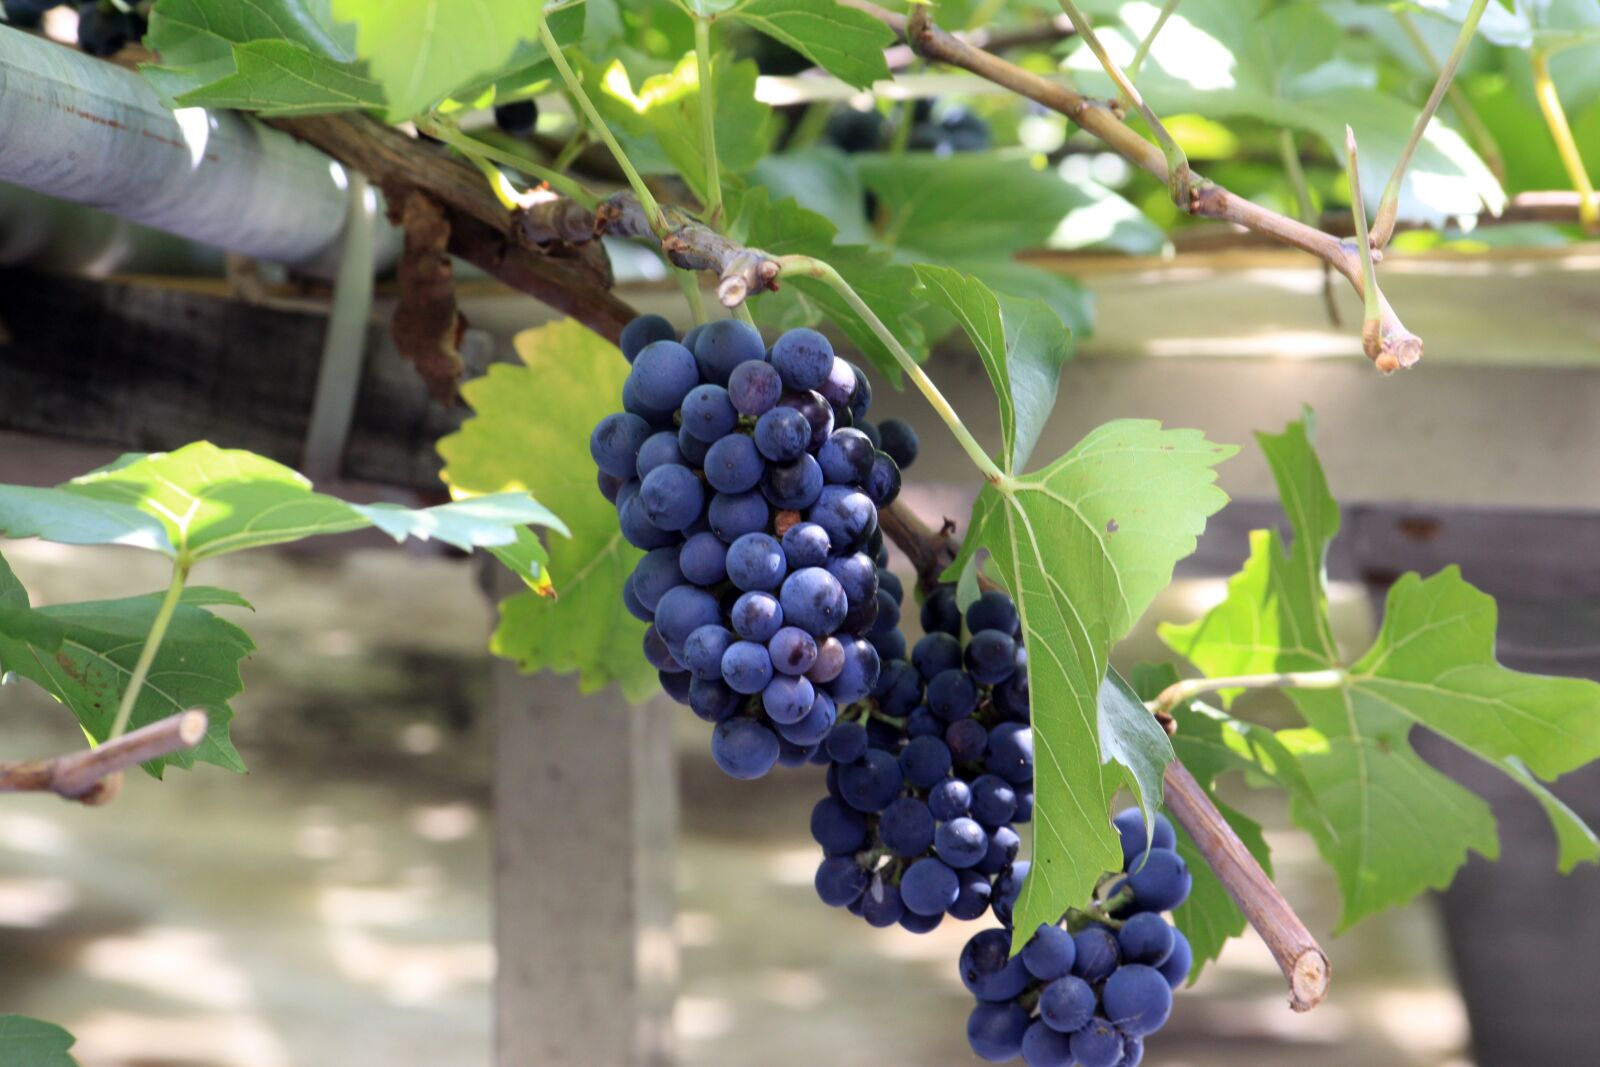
<box><xmin>954</xmin><ymin>553</ymin><xmax>983</xmax><ymax>617</ymax></box>
<box><xmin>0</xmin><ymin>1015</ymin><xmax>77</xmax><ymax>1067</ymax></box>
<box><xmin>328</xmin><ymin>0</ymin><xmax>548</xmax><ymax>120</ymax></box>
<box><xmin>438</xmin><ymin>319</ymin><xmax>657</xmax><ymax>701</ymax></box>
<box><xmin>1098</xmin><ymin>668</ymin><xmax>1174</xmax><ymax>831</ymax></box>
<box><xmin>730</xmin><ymin>0</ymin><xmax>894</xmax><ymax>89</ymax></box>
<box><xmin>175</xmin><ymin>39</ymin><xmax>386</xmax><ymax>115</ymax></box>
<box><xmin>948</xmin><ymin>420</ymin><xmax>1234</xmax><ymax>951</ymax></box>
<box><xmin>912</xmin><ymin>264</ymin><xmax>1071</xmax><ymax>474</ymax></box>
<box><xmin>354</xmin><ymin>492</ymin><xmax>569</xmax><ymax>585</ymax></box>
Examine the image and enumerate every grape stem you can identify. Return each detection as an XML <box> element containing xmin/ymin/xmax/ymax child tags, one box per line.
<box><xmin>694</xmin><ymin>16</ymin><xmax>725</xmax><ymax>225</ymax></box>
<box><xmin>1344</xmin><ymin>127</ymin><xmax>1391</xmax><ymax>371</ymax></box>
<box><xmin>0</xmin><ymin>710</ymin><xmax>211</xmax><ymax>805</ymax></box>
<box><xmin>875</xmin><ymin>497</ymin><xmax>1332</xmax><ymax>1012</ymax></box>
<box><xmin>1369</xmin><ymin>0</ymin><xmax>1490</xmax><ymax>249</ymax></box>
<box><xmin>774</xmin><ymin>254</ymin><xmax>1007</xmax><ymax>486</ymax></box>
<box><xmin>1147</xmin><ymin>668</ymin><xmax>1348</xmax><ymax>717</ymax></box>
<box><xmin>1392</xmin><ymin>9</ymin><xmax>1505</xmax><ymax>185</ymax></box>
<box><xmin>419</xmin><ymin>120</ymin><xmax>598</xmax><ymax>208</ymax></box>
<box><xmin>1530</xmin><ymin>48</ymin><xmax>1600</xmax><ymax>234</ymax></box>
<box><xmin>106</xmin><ymin>560</ymin><xmax>190</xmax><ymax>743</ymax></box>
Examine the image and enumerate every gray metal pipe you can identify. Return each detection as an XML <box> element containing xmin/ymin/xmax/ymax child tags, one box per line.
<box><xmin>0</xmin><ymin>25</ymin><xmax>395</xmax><ymax>270</ymax></box>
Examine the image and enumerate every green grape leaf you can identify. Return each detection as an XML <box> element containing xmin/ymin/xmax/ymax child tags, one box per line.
<box><xmin>0</xmin><ymin>487</ymin><xmax>174</xmax><ymax>553</ymax></box>
<box><xmin>948</xmin><ymin>421</ymin><xmax>1235</xmax><ymax>952</ymax></box>
<box><xmin>595</xmin><ymin>53</ymin><xmax>775</xmax><ymax>207</ymax></box>
<box><xmin>0</xmin><ymin>588</ymin><xmax>255</xmax><ymax>776</ymax></box>
<box><xmin>327</xmin><ymin>0</ymin><xmax>550</xmax><ymax>121</ymax></box>
<box><xmin>1098</xmin><ymin>668</ymin><xmax>1175</xmax><ymax>833</ymax></box>
<box><xmin>438</xmin><ymin>319</ymin><xmax>656</xmax><ymax>701</ymax></box>
<box><xmin>47</xmin><ymin>444</ymin><xmax>558</xmax><ymax>583</ymax></box>
<box><xmin>730</xmin><ymin>0</ymin><xmax>894</xmax><ymax>89</ymax></box>
<box><xmin>0</xmin><ymin>1016</ymin><xmax>77</xmax><ymax>1067</ymax></box>
<box><xmin>435</xmin><ymin>3</ymin><xmax>585</xmax><ymax>112</ymax></box>
<box><xmin>912</xmin><ymin>265</ymin><xmax>1071</xmax><ymax>474</ymax></box>
<box><xmin>175</xmin><ymin>39</ymin><xmax>386</xmax><ymax>115</ymax></box>
<box><xmin>736</xmin><ymin>189</ymin><xmax>928</xmax><ymax>384</ymax></box>
<box><xmin>0</xmin><ymin>550</ymin><xmax>65</xmax><ymax>652</ymax></box>
<box><xmin>1162</xmin><ymin>412</ymin><xmax>1600</xmax><ymax>928</ymax></box>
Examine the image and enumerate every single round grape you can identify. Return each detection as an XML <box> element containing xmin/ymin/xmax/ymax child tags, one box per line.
<box><xmin>688</xmin><ymin>677</ymin><xmax>741</xmax><ymax>723</ymax></box>
<box><xmin>676</xmin><ymin>422</ymin><xmax>711</xmax><ymax>464</ymax></box>
<box><xmin>959</xmin><ymin>928</ymin><xmax>1031</xmax><ymax>1002</ymax></box>
<box><xmin>928</xmin><ymin>778</ymin><xmax>972</xmax><ymax>821</ymax></box>
<box><xmin>622</xmin><ymin>375</ymin><xmax>672</xmax><ymax>426</ymax></box>
<box><xmin>969</xmin><ymin>774</ymin><xmax>1018</xmax><ymax>827</ymax></box>
<box><xmin>728</xmin><ymin>359</ymin><xmax>783</xmax><ymax>416</ymax></box>
<box><xmin>752</xmin><ymin>407</ymin><xmax>810</xmax><ymax>463</ymax></box>
<box><xmin>810</xmin><ymin>796</ymin><xmax>867</xmax><ymax>854</ymax></box>
<box><xmin>707</xmin><ymin>490</ymin><xmax>770</xmax><ymax>543</ymax></box>
<box><xmin>826</xmin><ymin>552</ymin><xmax>878</xmax><ymax>610</ymax></box>
<box><xmin>680</xmin><ymin>624</ymin><xmax>735</xmax><ymax>682</ymax></box>
<box><xmin>768</xmin><ymin>626</ymin><xmax>819</xmax><ymax>677</ymax></box>
<box><xmin>681</xmin><ymin>384</ymin><xmax>738</xmax><ymax>443</ymax></box>
<box><xmin>876</xmin><ymin>566</ymin><xmax>903</xmax><ymax>602</ymax></box>
<box><xmin>640</xmin><ymin>464</ymin><xmax>704</xmax><ymax>531</ymax></box>
<box><xmin>900</xmin><ymin>735</ymin><xmax>954</xmax><ymax>789</ymax></box>
<box><xmin>770</xmin><ymin>327</ymin><xmax>835</xmax><ymax>391</ymax></box>
<box><xmin>721</xmin><ymin>640</ymin><xmax>774</xmax><ymax>695</ymax></box>
<box><xmin>779</xmin><ymin>567</ymin><xmax>848</xmax><ymax>637</ymax></box>
<box><xmin>725</xmin><ymin>532</ymin><xmax>786</xmax><ymax>593</ymax></box>
<box><xmin>1102</xmin><ymin>965</ymin><xmax>1173</xmax><ymax>1037</ymax></box>
<box><xmin>966</xmin><ymin>629</ymin><xmax>1020</xmax><ymax>685</ymax></box>
<box><xmin>1118</xmin><ymin>912</ymin><xmax>1175</xmax><ymax>966</ymax></box>
<box><xmin>678</xmin><ymin>531</ymin><xmax>728</xmax><ymax>586</ymax></box>
<box><xmin>1156</xmin><ymin>927</ymin><xmax>1191</xmax><ymax>989</ymax></box>
<box><xmin>762</xmin><ymin>454</ymin><xmax>824</xmax><ymax>510</ymax></box>
<box><xmin>815</xmin><ymin>855</ymin><xmax>868</xmax><ymax>907</ymax></box>
<box><xmin>807</xmin><ymin>635</ymin><xmax>846</xmax><ymax>683</ymax></box>
<box><xmin>877</xmin><ymin>417</ymin><xmax>919</xmax><ymax>471</ymax></box>
<box><xmin>1114</xmin><ymin>808</ymin><xmax>1178</xmax><ymax>870</ymax></box>
<box><xmin>653</xmin><ymin>585</ymin><xmax>721</xmax><ymax>649</ymax></box>
<box><xmin>1023</xmin><ymin>923</ymin><xmax>1078</xmax><ymax>982</ymax></box>
<box><xmin>808</xmin><ymin>484</ymin><xmax>877</xmax><ymax>553</ymax></box>
<box><xmin>494</xmin><ymin>98</ymin><xmax>539</xmax><ymax>136</ymax></box>
<box><xmin>762</xmin><ymin>674</ymin><xmax>816</xmax><ymax>724</ymax></box>
<box><xmin>899</xmin><ymin>908</ymin><xmax>943</xmax><ymax>935</ymax></box>
<box><xmin>630</xmin><ymin>547</ymin><xmax>685</xmax><ymax>612</ymax></box>
<box><xmin>730</xmin><ymin>591</ymin><xmax>784</xmax><ymax>643</ymax></box>
<box><xmin>1072</xmin><ymin>925</ymin><xmax>1121</xmax><ymax>983</ymax></box>
<box><xmin>876</xmin><ymin>660</ymin><xmax>923</xmax><ymax>716</ymax></box>
<box><xmin>711</xmin><ymin>717</ymin><xmax>779</xmax><ymax>779</ymax></box>
<box><xmin>936</xmin><ymin>817</ymin><xmax>989</xmax><ymax>869</ymax></box>
<box><xmin>986</xmin><ymin>721</ymin><xmax>1035</xmax><ymax>784</ymax></box>
<box><xmin>906</xmin><ymin>706</ymin><xmax>942</xmax><ymax>739</ymax></box>
<box><xmin>693</xmin><ymin>319</ymin><xmax>764</xmax><ymax>386</ymax></box>
<box><xmin>617</xmin><ymin>493</ymin><xmax>675</xmax><ymax>550</ymax></box>
<box><xmin>928</xmin><ymin>669</ymin><xmax>979</xmax><ymax>722</ymax></box>
<box><xmin>597</xmin><ymin>471</ymin><xmax>624</xmax><ymax>503</ymax></box>
<box><xmin>967</xmin><ymin>590</ymin><xmax>1020</xmax><ymax>637</ymax></box>
<box><xmin>901</xmin><ymin>857</ymin><xmax>960</xmax><ymax>916</ymax></box>
<box><xmin>1069</xmin><ymin>1018</ymin><xmax>1125</xmax><ymax>1067</ymax></box>
<box><xmin>1039</xmin><ymin>974</ymin><xmax>1097</xmax><ymax>1034</ymax></box>
<box><xmin>826</xmin><ymin>638</ymin><xmax>880</xmax><ymax>704</ymax></box>
<box><xmin>635</xmin><ymin>430</ymin><xmax>686</xmax><ymax>480</ymax></box>
<box><xmin>859</xmin><ymin>874</ymin><xmax>905</xmax><ymax>928</ymax></box>
<box><xmin>967</xmin><ymin>1002</ymin><xmax>1030</xmax><ymax>1063</ymax></box>
<box><xmin>622</xmin><ymin>576</ymin><xmax>653</xmax><ymax>623</ymax></box>
<box><xmin>1117</xmin><ymin>1036</ymin><xmax>1145</xmax><ymax>1067</ymax></box>
<box><xmin>620</xmin><ymin>314</ymin><xmax>676</xmax><ymax>363</ymax></box>
<box><xmin>995</xmin><ymin>671</ymin><xmax>1031</xmax><ymax>721</ymax></box>
<box><xmin>777</xmin><ymin>389</ymin><xmax>835</xmax><ymax>452</ymax></box>
<box><xmin>864</xmin><ymin>451</ymin><xmax>901</xmax><ymax>506</ymax></box>
<box><xmin>880</xmin><ymin>796</ymin><xmax>936</xmax><ymax>857</ymax></box>
<box><xmin>992</xmin><ymin>861</ymin><xmax>1029</xmax><ymax>925</ymax></box>
<box><xmin>781</xmin><ymin>522</ymin><xmax>831</xmax><ymax>570</ymax></box>
<box><xmin>946</xmin><ymin>718</ymin><xmax>989</xmax><ymax>764</ymax></box>
<box><xmin>870</xmin><ymin>628</ymin><xmax>907</xmax><ymax>663</ymax></box>
<box><xmin>868</xmin><ymin>589</ymin><xmax>901</xmax><ymax>638</ymax></box>
<box><xmin>776</xmin><ymin>737</ymin><xmax>818</xmax><ymax>767</ymax></box>
<box><xmin>658</xmin><ymin>668</ymin><xmax>691</xmax><ymax>703</ymax></box>
<box><xmin>825</xmin><ymin>721</ymin><xmax>868</xmax><ymax>764</ymax></box>
<box><xmin>848</xmin><ymin>364</ymin><xmax>873</xmax><ymax>421</ymax></box>
<box><xmin>949</xmin><ymin>867</ymin><xmax>992</xmax><ymax>920</ymax></box>
<box><xmin>590</xmin><ymin>412</ymin><xmax>653</xmax><ymax>479</ymax></box>
<box><xmin>913</xmin><ymin>632</ymin><xmax>964</xmax><ymax>680</ymax></box>
<box><xmin>921</xmin><ymin>585</ymin><xmax>962</xmax><ymax>636</ymax></box>
<box><xmin>642</xmin><ymin>626</ymin><xmax>682</xmax><ymax>673</ymax></box>
<box><xmin>1127</xmin><ymin>848</ymin><xmax>1191</xmax><ymax>913</ymax></box>
<box><xmin>777</xmin><ymin>688</ymin><xmax>837</xmax><ymax>745</ymax></box>
<box><xmin>817</xmin><ymin>428</ymin><xmax>876</xmax><ymax>485</ymax></box>
<box><xmin>838</xmin><ymin>747</ymin><xmax>903</xmax><ymax>813</ymax></box>
<box><xmin>631</xmin><ymin>340</ymin><xmax>700</xmax><ymax>409</ymax></box>
<box><xmin>1015</xmin><ymin>790</ymin><xmax>1035</xmax><ymax>824</ymax></box>
<box><xmin>818</xmin><ymin>356</ymin><xmax>859</xmax><ymax>412</ymax></box>
<box><xmin>857</xmin><ymin>418</ymin><xmax>881</xmax><ymax>449</ymax></box>
<box><xmin>1022</xmin><ymin>1021</ymin><xmax>1075</xmax><ymax>1067</ymax></box>
<box><xmin>977</xmin><ymin>825</ymin><xmax>1022</xmax><ymax>875</ymax></box>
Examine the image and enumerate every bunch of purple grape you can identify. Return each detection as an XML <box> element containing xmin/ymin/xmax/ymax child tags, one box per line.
<box><xmin>960</xmin><ymin>810</ymin><xmax>1194</xmax><ymax>1065</ymax></box>
<box><xmin>809</xmin><ymin>585</ymin><xmax>1037</xmax><ymax>932</ymax></box>
<box><xmin>590</xmin><ymin>315</ymin><xmax>910</xmax><ymax>779</ymax></box>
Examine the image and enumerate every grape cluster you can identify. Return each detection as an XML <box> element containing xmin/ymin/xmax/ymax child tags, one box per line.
<box><xmin>809</xmin><ymin>587</ymin><xmax>1035</xmax><ymax>932</ymax></box>
<box><xmin>591</xmin><ymin>315</ymin><xmax>909</xmax><ymax>780</ymax></box>
<box><xmin>0</xmin><ymin>2</ymin><xmax>147</xmax><ymax>54</ymax></box>
<box><xmin>960</xmin><ymin>810</ymin><xmax>1194</xmax><ymax>1065</ymax></box>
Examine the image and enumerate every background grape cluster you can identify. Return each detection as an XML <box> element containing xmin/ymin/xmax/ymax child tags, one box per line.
<box><xmin>0</xmin><ymin>1</ymin><xmax>148</xmax><ymax>55</ymax></box>
<box><xmin>593</xmin><ymin>315</ymin><xmax>1190</xmax><ymax>1064</ymax></box>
